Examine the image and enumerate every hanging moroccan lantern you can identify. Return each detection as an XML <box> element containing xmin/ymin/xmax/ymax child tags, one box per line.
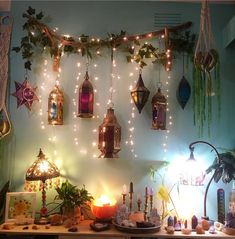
<box><xmin>131</xmin><ymin>73</ymin><xmax>150</xmax><ymax>114</ymax></box>
<box><xmin>151</xmin><ymin>88</ymin><xmax>167</xmax><ymax>130</ymax></box>
<box><xmin>98</xmin><ymin>108</ymin><xmax>121</xmax><ymax>158</ymax></box>
<box><xmin>48</xmin><ymin>85</ymin><xmax>64</xmax><ymax>125</ymax></box>
<box><xmin>78</xmin><ymin>71</ymin><xmax>94</xmax><ymax>118</ymax></box>
<box><xmin>177</xmin><ymin>76</ymin><xmax>191</xmax><ymax>109</ymax></box>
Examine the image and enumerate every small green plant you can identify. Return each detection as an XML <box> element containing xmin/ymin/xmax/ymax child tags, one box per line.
<box><xmin>55</xmin><ymin>180</ymin><xmax>93</xmax><ymax>210</ymax></box>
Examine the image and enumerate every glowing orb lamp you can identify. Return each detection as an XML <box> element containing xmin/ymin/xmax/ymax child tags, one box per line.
<box><xmin>91</xmin><ymin>195</ymin><xmax>117</xmax><ymax>222</ymax></box>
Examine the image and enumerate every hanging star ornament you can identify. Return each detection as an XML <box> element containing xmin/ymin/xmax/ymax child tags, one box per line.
<box><xmin>12</xmin><ymin>79</ymin><xmax>39</xmax><ymax>110</ymax></box>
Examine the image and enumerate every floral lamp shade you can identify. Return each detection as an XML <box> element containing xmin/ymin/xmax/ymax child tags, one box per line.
<box><xmin>98</xmin><ymin>108</ymin><xmax>121</xmax><ymax>158</ymax></box>
<box><xmin>26</xmin><ymin>149</ymin><xmax>60</xmax><ymax>182</ymax></box>
<box><xmin>48</xmin><ymin>85</ymin><xmax>64</xmax><ymax>125</ymax></box>
<box><xmin>78</xmin><ymin>71</ymin><xmax>94</xmax><ymax>118</ymax></box>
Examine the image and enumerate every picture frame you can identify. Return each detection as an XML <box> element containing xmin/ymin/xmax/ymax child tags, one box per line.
<box><xmin>5</xmin><ymin>192</ymin><xmax>36</xmax><ymax>224</ymax></box>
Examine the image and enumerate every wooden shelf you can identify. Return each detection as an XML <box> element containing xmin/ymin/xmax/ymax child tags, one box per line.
<box><xmin>0</xmin><ymin>220</ymin><xmax>234</xmax><ymax>239</ymax></box>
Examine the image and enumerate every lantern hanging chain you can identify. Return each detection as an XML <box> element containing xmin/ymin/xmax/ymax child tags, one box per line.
<box><xmin>182</xmin><ymin>53</ymin><xmax>185</xmax><ymax>76</ymax></box>
<box><xmin>157</xmin><ymin>38</ymin><xmax>162</xmax><ymax>89</ymax></box>
<box><xmin>109</xmin><ymin>47</ymin><xmax>114</xmax><ymax>108</ymax></box>
<box><xmin>24</xmin><ymin>69</ymin><xmax>29</xmax><ymax>80</ymax></box>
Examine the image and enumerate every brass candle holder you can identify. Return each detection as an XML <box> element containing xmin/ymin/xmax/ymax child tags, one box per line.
<box><xmin>144</xmin><ymin>187</ymin><xmax>149</xmax><ymax>221</ymax></box>
<box><xmin>137</xmin><ymin>198</ymin><xmax>142</xmax><ymax>211</ymax></box>
<box><xmin>122</xmin><ymin>193</ymin><xmax>126</xmax><ymax>205</ymax></box>
<box><xmin>129</xmin><ymin>182</ymin><xmax>134</xmax><ymax>212</ymax></box>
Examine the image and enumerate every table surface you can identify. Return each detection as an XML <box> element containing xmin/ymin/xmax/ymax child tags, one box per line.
<box><xmin>0</xmin><ymin>220</ymin><xmax>234</xmax><ymax>238</ymax></box>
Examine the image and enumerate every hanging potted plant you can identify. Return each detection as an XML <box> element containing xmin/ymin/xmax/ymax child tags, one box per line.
<box><xmin>193</xmin><ymin>0</ymin><xmax>220</xmax><ymax>136</ymax></box>
<box><xmin>55</xmin><ymin>180</ymin><xmax>93</xmax><ymax>226</ymax></box>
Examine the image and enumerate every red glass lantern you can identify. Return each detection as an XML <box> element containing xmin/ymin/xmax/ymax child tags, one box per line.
<box><xmin>98</xmin><ymin>108</ymin><xmax>121</xmax><ymax>158</ymax></box>
<box><xmin>151</xmin><ymin>88</ymin><xmax>167</xmax><ymax>130</ymax></box>
<box><xmin>48</xmin><ymin>85</ymin><xmax>64</xmax><ymax>125</ymax></box>
<box><xmin>131</xmin><ymin>73</ymin><xmax>150</xmax><ymax>114</ymax></box>
<box><xmin>78</xmin><ymin>71</ymin><xmax>94</xmax><ymax>118</ymax></box>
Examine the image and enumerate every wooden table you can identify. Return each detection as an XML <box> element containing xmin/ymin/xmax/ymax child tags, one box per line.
<box><xmin>0</xmin><ymin>220</ymin><xmax>234</xmax><ymax>239</ymax></box>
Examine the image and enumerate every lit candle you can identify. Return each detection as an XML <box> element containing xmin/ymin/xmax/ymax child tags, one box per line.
<box><xmin>122</xmin><ymin>184</ymin><xmax>127</xmax><ymax>195</ymax></box>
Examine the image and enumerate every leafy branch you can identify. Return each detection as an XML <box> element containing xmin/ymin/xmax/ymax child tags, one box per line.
<box><xmin>13</xmin><ymin>6</ymin><xmax>194</xmax><ymax>71</ymax></box>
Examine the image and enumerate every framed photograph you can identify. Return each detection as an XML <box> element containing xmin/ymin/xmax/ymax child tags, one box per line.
<box><xmin>5</xmin><ymin>192</ymin><xmax>36</xmax><ymax>224</ymax></box>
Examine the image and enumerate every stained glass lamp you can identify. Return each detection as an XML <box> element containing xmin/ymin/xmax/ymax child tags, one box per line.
<box><xmin>26</xmin><ymin>148</ymin><xmax>60</xmax><ymax>224</ymax></box>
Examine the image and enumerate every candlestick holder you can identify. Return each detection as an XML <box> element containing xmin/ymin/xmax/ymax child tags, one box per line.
<box><xmin>150</xmin><ymin>195</ymin><xmax>153</xmax><ymax>211</ymax></box>
<box><xmin>144</xmin><ymin>195</ymin><xmax>148</xmax><ymax>221</ymax></box>
<box><xmin>122</xmin><ymin>194</ymin><xmax>126</xmax><ymax>205</ymax></box>
<box><xmin>129</xmin><ymin>192</ymin><xmax>133</xmax><ymax>212</ymax></box>
<box><xmin>137</xmin><ymin>199</ymin><xmax>142</xmax><ymax>211</ymax></box>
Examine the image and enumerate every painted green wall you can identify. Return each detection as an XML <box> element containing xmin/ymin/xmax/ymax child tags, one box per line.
<box><xmin>1</xmin><ymin>1</ymin><xmax>235</xmax><ymax>220</ymax></box>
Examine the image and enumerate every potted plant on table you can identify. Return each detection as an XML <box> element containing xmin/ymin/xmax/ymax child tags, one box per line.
<box><xmin>54</xmin><ymin>180</ymin><xmax>93</xmax><ymax>226</ymax></box>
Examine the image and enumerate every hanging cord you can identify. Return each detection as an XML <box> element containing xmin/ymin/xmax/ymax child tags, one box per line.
<box><xmin>109</xmin><ymin>47</ymin><xmax>114</xmax><ymax>108</ymax></box>
<box><xmin>182</xmin><ymin>53</ymin><xmax>185</xmax><ymax>76</ymax></box>
<box><xmin>157</xmin><ymin>38</ymin><xmax>162</xmax><ymax>89</ymax></box>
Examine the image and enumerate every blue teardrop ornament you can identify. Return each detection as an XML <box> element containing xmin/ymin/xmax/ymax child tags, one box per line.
<box><xmin>177</xmin><ymin>76</ymin><xmax>191</xmax><ymax>109</ymax></box>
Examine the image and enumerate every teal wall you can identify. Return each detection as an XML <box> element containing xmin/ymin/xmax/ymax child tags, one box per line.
<box><xmin>1</xmin><ymin>1</ymin><xmax>235</xmax><ymax>220</ymax></box>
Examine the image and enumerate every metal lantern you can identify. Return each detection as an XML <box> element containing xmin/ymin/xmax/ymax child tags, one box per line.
<box><xmin>177</xmin><ymin>76</ymin><xmax>191</xmax><ymax>109</ymax></box>
<box><xmin>78</xmin><ymin>71</ymin><xmax>94</xmax><ymax>118</ymax></box>
<box><xmin>98</xmin><ymin>108</ymin><xmax>121</xmax><ymax>158</ymax></box>
<box><xmin>48</xmin><ymin>85</ymin><xmax>64</xmax><ymax>125</ymax></box>
<box><xmin>151</xmin><ymin>88</ymin><xmax>167</xmax><ymax>130</ymax></box>
<box><xmin>131</xmin><ymin>73</ymin><xmax>150</xmax><ymax>114</ymax></box>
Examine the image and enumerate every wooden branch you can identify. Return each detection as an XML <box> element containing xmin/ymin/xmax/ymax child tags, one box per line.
<box><xmin>25</xmin><ymin>14</ymin><xmax>192</xmax><ymax>49</ymax></box>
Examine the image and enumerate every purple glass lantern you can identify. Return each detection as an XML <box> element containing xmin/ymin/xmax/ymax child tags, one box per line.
<box><xmin>78</xmin><ymin>71</ymin><xmax>94</xmax><ymax>118</ymax></box>
<box><xmin>151</xmin><ymin>88</ymin><xmax>166</xmax><ymax>130</ymax></box>
<box><xmin>98</xmin><ymin>108</ymin><xmax>121</xmax><ymax>158</ymax></box>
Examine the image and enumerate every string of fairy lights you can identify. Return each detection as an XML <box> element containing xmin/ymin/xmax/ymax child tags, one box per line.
<box><xmin>35</xmin><ymin>25</ymin><xmax>174</xmax><ymax>161</ymax></box>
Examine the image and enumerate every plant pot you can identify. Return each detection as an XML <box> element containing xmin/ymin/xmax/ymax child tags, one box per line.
<box><xmin>62</xmin><ymin>206</ymin><xmax>82</xmax><ymax>228</ymax></box>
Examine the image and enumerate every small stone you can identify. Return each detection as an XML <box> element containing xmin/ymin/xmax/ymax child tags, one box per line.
<box><xmin>32</xmin><ymin>225</ymin><xmax>40</xmax><ymax>230</ymax></box>
<box><xmin>2</xmin><ymin>223</ymin><xmax>15</xmax><ymax>230</ymax></box>
<box><xmin>45</xmin><ymin>225</ymin><xmax>51</xmax><ymax>229</ymax></box>
<box><xmin>191</xmin><ymin>215</ymin><xmax>198</xmax><ymax>229</ymax></box>
<box><xmin>167</xmin><ymin>216</ymin><xmax>174</xmax><ymax>226</ymax></box>
<box><xmin>166</xmin><ymin>226</ymin><xmax>175</xmax><ymax>234</ymax></box>
<box><xmin>196</xmin><ymin>225</ymin><xmax>205</xmax><ymax>234</ymax></box>
<box><xmin>68</xmin><ymin>226</ymin><xmax>78</xmax><ymax>232</ymax></box>
<box><xmin>23</xmin><ymin>226</ymin><xmax>29</xmax><ymax>230</ymax></box>
<box><xmin>201</xmin><ymin>219</ymin><xmax>210</xmax><ymax>231</ymax></box>
<box><xmin>214</xmin><ymin>221</ymin><xmax>223</xmax><ymax>231</ymax></box>
<box><xmin>181</xmin><ymin>228</ymin><xmax>191</xmax><ymax>235</ymax></box>
<box><xmin>209</xmin><ymin>226</ymin><xmax>216</xmax><ymax>234</ymax></box>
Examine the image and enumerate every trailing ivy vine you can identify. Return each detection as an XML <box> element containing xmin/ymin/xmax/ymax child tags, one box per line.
<box><xmin>12</xmin><ymin>7</ymin><xmax>194</xmax><ymax>71</ymax></box>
